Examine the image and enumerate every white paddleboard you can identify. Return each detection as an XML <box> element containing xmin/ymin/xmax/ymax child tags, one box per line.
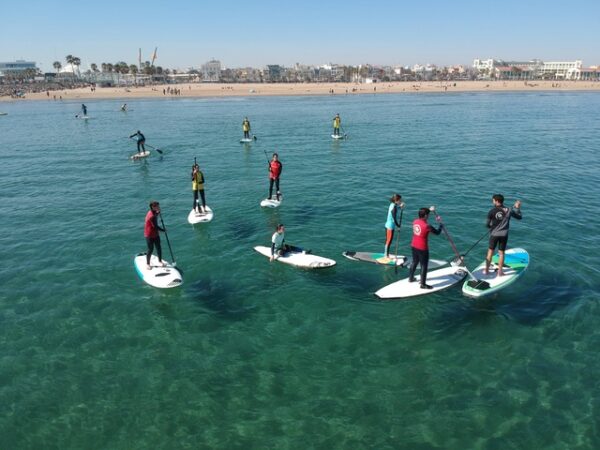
<box><xmin>254</xmin><ymin>245</ymin><xmax>336</xmax><ymax>269</ymax></box>
<box><xmin>331</xmin><ymin>134</ymin><xmax>344</xmax><ymax>140</ymax></box>
<box><xmin>187</xmin><ymin>206</ymin><xmax>214</xmax><ymax>224</ymax></box>
<box><xmin>240</xmin><ymin>137</ymin><xmax>255</xmax><ymax>143</ymax></box>
<box><xmin>77</xmin><ymin>115</ymin><xmax>93</xmax><ymax>120</ymax></box>
<box><xmin>343</xmin><ymin>251</ymin><xmax>447</xmax><ymax>269</ymax></box>
<box><xmin>375</xmin><ymin>266</ymin><xmax>467</xmax><ymax>299</ymax></box>
<box><xmin>462</xmin><ymin>248</ymin><xmax>529</xmax><ymax>299</ymax></box>
<box><xmin>134</xmin><ymin>253</ymin><xmax>183</xmax><ymax>288</ymax></box>
<box><xmin>260</xmin><ymin>194</ymin><xmax>282</xmax><ymax>208</ymax></box>
<box><xmin>0</xmin><ymin>112</ymin><xmax>8</xmax><ymax>116</ymax></box>
<box><xmin>131</xmin><ymin>151</ymin><xmax>151</xmax><ymax>160</ymax></box>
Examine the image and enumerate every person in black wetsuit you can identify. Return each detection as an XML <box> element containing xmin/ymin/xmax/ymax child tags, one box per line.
<box><xmin>129</xmin><ymin>130</ymin><xmax>146</xmax><ymax>154</ymax></box>
<box><xmin>81</xmin><ymin>104</ymin><xmax>87</xmax><ymax>116</ymax></box>
<box><xmin>485</xmin><ymin>194</ymin><xmax>522</xmax><ymax>277</ymax></box>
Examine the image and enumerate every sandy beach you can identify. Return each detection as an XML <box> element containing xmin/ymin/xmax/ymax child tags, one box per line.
<box><xmin>1</xmin><ymin>80</ymin><xmax>599</xmax><ymax>102</ymax></box>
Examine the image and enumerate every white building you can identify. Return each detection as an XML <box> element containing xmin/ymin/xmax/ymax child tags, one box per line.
<box><xmin>540</xmin><ymin>60</ymin><xmax>582</xmax><ymax>78</ymax></box>
<box><xmin>0</xmin><ymin>60</ymin><xmax>37</xmax><ymax>76</ymax></box>
<box><xmin>201</xmin><ymin>59</ymin><xmax>221</xmax><ymax>82</ymax></box>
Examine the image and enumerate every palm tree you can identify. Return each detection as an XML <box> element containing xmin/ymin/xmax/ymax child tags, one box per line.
<box><xmin>129</xmin><ymin>65</ymin><xmax>138</xmax><ymax>84</ymax></box>
<box><xmin>90</xmin><ymin>63</ymin><xmax>98</xmax><ymax>72</ymax></box>
<box><xmin>53</xmin><ymin>61</ymin><xmax>62</xmax><ymax>74</ymax></box>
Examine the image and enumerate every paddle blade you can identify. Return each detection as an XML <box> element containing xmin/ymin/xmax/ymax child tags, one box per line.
<box><xmin>155</xmin><ymin>148</ymin><xmax>163</xmax><ymax>154</ymax></box>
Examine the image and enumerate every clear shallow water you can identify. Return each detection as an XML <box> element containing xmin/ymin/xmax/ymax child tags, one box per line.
<box><xmin>1</xmin><ymin>92</ymin><xmax>599</xmax><ymax>449</ymax></box>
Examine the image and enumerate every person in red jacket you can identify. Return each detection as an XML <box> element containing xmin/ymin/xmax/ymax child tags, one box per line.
<box><xmin>408</xmin><ymin>207</ymin><xmax>442</xmax><ymax>289</ymax></box>
<box><xmin>268</xmin><ymin>152</ymin><xmax>282</xmax><ymax>200</ymax></box>
<box><xmin>144</xmin><ymin>201</ymin><xmax>166</xmax><ymax>270</ymax></box>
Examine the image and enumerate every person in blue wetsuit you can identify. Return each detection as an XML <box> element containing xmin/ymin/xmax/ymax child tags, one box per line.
<box><xmin>383</xmin><ymin>193</ymin><xmax>405</xmax><ymax>258</ymax></box>
<box><xmin>129</xmin><ymin>130</ymin><xmax>146</xmax><ymax>155</ymax></box>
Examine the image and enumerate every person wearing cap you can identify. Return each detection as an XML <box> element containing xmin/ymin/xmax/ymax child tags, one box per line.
<box><xmin>268</xmin><ymin>152</ymin><xmax>282</xmax><ymax>200</ymax></box>
<box><xmin>332</xmin><ymin>113</ymin><xmax>341</xmax><ymax>136</ymax></box>
<box><xmin>384</xmin><ymin>193</ymin><xmax>404</xmax><ymax>259</ymax></box>
<box><xmin>144</xmin><ymin>201</ymin><xmax>167</xmax><ymax>270</ymax></box>
<box><xmin>129</xmin><ymin>130</ymin><xmax>146</xmax><ymax>154</ymax></box>
<box><xmin>191</xmin><ymin>163</ymin><xmax>206</xmax><ymax>214</ymax></box>
<box><xmin>242</xmin><ymin>117</ymin><xmax>251</xmax><ymax>139</ymax></box>
<box><xmin>408</xmin><ymin>207</ymin><xmax>443</xmax><ymax>289</ymax></box>
<box><xmin>485</xmin><ymin>194</ymin><xmax>522</xmax><ymax>276</ymax></box>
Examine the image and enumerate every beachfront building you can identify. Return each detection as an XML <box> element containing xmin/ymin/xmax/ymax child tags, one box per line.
<box><xmin>493</xmin><ymin>66</ymin><xmax>535</xmax><ymax>80</ymax></box>
<box><xmin>201</xmin><ymin>59</ymin><xmax>221</xmax><ymax>82</ymax></box>
<box><xmin>0</xmin><ymin>60</ymin><xmax>37</xmax><ymax>76</ymax></box>
<box><xmin>566</xmin><ymin>66</ymin><xmax>600</xmax><ymax>81</ymax></box>
<box><xmin>540</xmin><ymin>60</ymin><xmax>582</xmax><ymax>79</ymax></box>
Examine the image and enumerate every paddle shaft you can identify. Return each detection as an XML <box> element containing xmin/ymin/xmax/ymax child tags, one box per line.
<box><xmin>394</xmin><ymin>206</ymin><xmax>404</xmax><ymax>274</ymax></box>
<box><xmin>433</xmin><ymin>209</ymin><xmax>479</xmax><ymax>281</ymax></box>
<box><xmin>159</xmin><ymin>214</ymin><xmax>176</xmax><ymax>266</ymax></box>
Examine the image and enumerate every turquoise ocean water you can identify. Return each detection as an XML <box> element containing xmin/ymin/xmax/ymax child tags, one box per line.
<box><xmin>1</xmin><ymin>92</ymin><xmax>599</xmax><ymax>449</ymax></box>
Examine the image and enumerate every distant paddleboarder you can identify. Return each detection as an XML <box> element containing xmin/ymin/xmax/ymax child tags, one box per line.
<box><xmin>129</xmin><ymin>130</ymin><xmax>146</xmax><ymax>155</ymax></box>
<box><xmin>191</xmin><ymin>163</ymin><xmax>206</xmax><ymax>214</ymax></box>
<box><xmin>408</xmin><ymin>207</ymin><xmax>443</xmax><ymax>289</ymax></box>
<box><xmin>268</xmin><ymin>152</ymin><xmax>282</xmax><ymax>201</ymax></box>
<box><xmin>333</xmin><ymin>113</ymin><xmax>341</xmax><ymax>136</ymax></box>
<box><xmin>384</xmin><ymin>194</ymin><xmax>404</xmax><ymax>258</ymax></box>
<box><xmin>485</xmin><ymin>194</ymin><xmax>522</xmax><ymax>277</ymax></box>
<box><xmin>242</xmin><ymin>117</ymin><xmax>251</xmax><ymax>139</ymax></box>
<box><xmin>144</xmin><ymin>201</ymin><xmax>167</xmax><ymax>270</ymax></box>
<box><xmin>121</xmin><ymin>103</ymin><xmax>128</xmax><ymax>111</ymax></box>
<box><xmin>81</xmin><ymin>104</ymin><xmax>87</xmax><ymax>116</ymax></box>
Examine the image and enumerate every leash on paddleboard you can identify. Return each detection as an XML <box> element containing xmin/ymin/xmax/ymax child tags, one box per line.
<box><xmin>159</xmin><ymin>213</ymin><xmax>182</xmax><ymax>274</ymax></box>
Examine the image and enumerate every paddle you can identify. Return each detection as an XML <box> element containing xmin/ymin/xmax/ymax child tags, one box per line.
<box><xmin>430</xmin><ymin>206</ymin><xmax>487</xmax><ymax>288</ymax></box>
<box><xmin>341</xmin><ymin>125</ymin><xmax>348</xmax><ymax>139</ymax></box>
<box><xmin>394</xmin><ymin>202</ymin><xmax>405</xmax><ymax>274</ymax></box>
<box><xmin>159</xmin><ymin>213</ymin><xmax>183</xmax><ymax>274</ymax></box>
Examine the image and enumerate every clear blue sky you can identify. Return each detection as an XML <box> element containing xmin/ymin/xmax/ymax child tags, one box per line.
<box><xmin>2</xmin><ymin>0</ymin><xmax>599</xmax><ymax>71</ymax></box>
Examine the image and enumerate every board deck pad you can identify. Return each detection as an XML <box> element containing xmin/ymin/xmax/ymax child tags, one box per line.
<box><xmin>254</xmin><ymin>245</ymin><xmax>335</xmax><ymax>269</ymax></box>
<box><xmin>462</xmin><ymin>248</ymin><xmax>529</xmax><ymax>298</ymax></box>
<box><xmin>187</xmin><ymin>206</ymin><xmax>214</xmax><ymax>224</ymax></box>
<box><xmin>134</xmin><ymin>253</ymin><xmax>183</xmax><ymax>288</ymax></box>
<box><xmin>375</xmin><ymin>265</ymin><xmax>467</xmax><ymax>299</ymax></box>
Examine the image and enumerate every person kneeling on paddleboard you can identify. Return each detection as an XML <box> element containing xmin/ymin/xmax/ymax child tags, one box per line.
<box><xmin>384</xmin><ymin>193</ymin><xmax>404</xmax><ymax>258</ymax></box>
<box><xmin>408</xmin><ymin>207</ymin><xmax>442</xmax><ymax>289</ymax></box>
<box><xmin>144</xmin><ymin>201</ymin><xmax>167</xmax><ymax>270</ymax></box>
<box><xmin>130</xmin><ymin>130</ymin><xmax>146</xmax><ymax>154</ymax></box>
<box><xmin>268</xmin><ymin>153</ymin><xmax>282</xmax><ymax>200</ymax></box>
<box><xmin>191</xmin><ymin>163</ymin><xmax>206</xmax><ymax>213</ymax></box>
<box><xmin>485</xmin><ymin>194</ymin><xmax>522</xmax><ymax>277</ymax></box>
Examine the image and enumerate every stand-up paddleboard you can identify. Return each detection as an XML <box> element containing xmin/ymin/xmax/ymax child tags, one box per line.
<box><xmin>240</xmin><ymin>136</ymin><xmax>256</xmax><ymax>143</ymax></box>
<box><xmin>187</xmin><ymin>206</ymin><xmax>214</xmax><ymax>224</ymax></box>
<box><xmin>76</xmin><ymin>115</ymin><xmax>93</xmax><ymax>120</ymax></box>
<box><xmin>331</xmin><ymin>134</ymin><xmax>345</xmax><ymax>140</ymax></box>
<box><xmin>131</xmin><ymin>151</ymin><xmax>151</xmax><ymax>160</ymax></box>
<box><xmin>134</xmin><ymin>253</ymin><xmax>183</xmax><ymax>288</ymax></box>
<box><xmin>0</xmin><ymin>112</ymin><xmax>7</xmax><ymax>116</ymax></box>
<box><xmin>254</xmin><ymin>245</ymin><xmax>336</xmax><ymax>269</ymax></box>
<box><xmin>375</xmin><ymin>266</ymin><xmax>467</xmax><ymax>299</ymax></box>
<box><xmin>260</xmin><ymin>194</ymin><xmax>282</xmax><ymax>208</ymax></box>
<box><xmin>462</xmin><ymin>248</ymin><xmax>529</xmax><ymax>299</ymax></box>
<box><xmin>343</xmin><ymin>251</ymin><xmax>408</xmax><ymax>267</ymax></box>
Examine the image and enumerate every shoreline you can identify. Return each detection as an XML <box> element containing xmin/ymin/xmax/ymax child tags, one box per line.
<box><xmin>1</xmin><ymin>80</ymin><xmax>599</xmax><ymax>102</ymax></box>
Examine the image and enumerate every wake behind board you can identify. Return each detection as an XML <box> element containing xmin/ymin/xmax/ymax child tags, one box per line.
<box><xmin>134</xmin><ymin>253</ymin><xmax>182</xmax><ymax>288</ymax></box>
<box><xmin>375</xmin><ymin>266</ymin><xmax>467</xmax><ymax>299</ymax></box>
<box><xmin>462</xmin><ymin>248</ymin><xmax>529</xmax><ymax>299</ymax></box>
<box><xmin>260</xmin><ymin>194</ymin><xmax>282</xmax><ymax>208</ymax></box>
<box><xmin>131</xmin><ymin>151</ymin><xmax>151</xmax><ymax>160</ymax></box>
<box><xmin>254</xmin><ymin>245</ymin><xmax>336</xmax><ymax>269</ymax></box>
<box><xmin>187</xmin><ymin>206</ymin><xmax>214</xmax><ymax>224</ymax></box>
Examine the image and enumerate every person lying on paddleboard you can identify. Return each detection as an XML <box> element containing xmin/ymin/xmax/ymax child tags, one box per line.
<box><xmin>191</xmin><ymin>163</ymin><xmax>206</xmax><ymax>214</ymax></box>
<box><xmin>268</xmin><ymin>153</ymin><xmax>282</xmax><ymax>201</ymax></box>
<box><xmin>129</xmin><ymin>130</ymin><xmax>146</xmax><ymax>154</ymax></box>
<box><xmin>144</xmin><ymin>201</ymin><xmax>167</xmax><ymax>270</ymax></box>
<box><xmin>333</xmin><ymin>113</ymin><xmax>341</xmax><ymax>136</ymax></box>
<box><xmin>384</xmin><ymin>193</ymin><xmax>404</xmax><ymax>258</ymax></box>
<box><xmin>485</xmin><ymin>194</ymin><xmax>522</xmax><ymax>277</ymax></box>
<box><xmin>242</xmin><ymin>117</ymin><xmax>251</xmax><ymax>139</ymax></box>
<box><xmin>408</xmin><ymin>207</ymin><xmax>443</xmax><ymax>289</ymax></box>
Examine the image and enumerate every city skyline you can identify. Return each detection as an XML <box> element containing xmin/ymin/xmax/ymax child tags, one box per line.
<box><xmin>2</xmin><ymin>0</ymin><xmax>599</xmax><ymax>71</ymax></box>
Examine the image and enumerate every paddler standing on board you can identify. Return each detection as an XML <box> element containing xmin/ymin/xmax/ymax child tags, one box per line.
<box><xmin>485</xmin><ymin>194</ymin><xmax>522</xmax><ymax>277</ymax></box>
<box><xmin>129</xmin><ymin>130</ymin><xmax>146</xmax><ymax>155</ymax></box>
<box><xmin>333</xmin><ymin>113</ymin><xmax>341</xmax><ymax>136</ymax></box>
<box><xmin>242</xmin><ymin>117</ymin><xmax>251</xmax><ymax>139</ymax></box>
<box><xmin>268</xmin><ymin>152</ymin><xmax>282</xmax><ymax>201</ymax></box>
<box><xmin>191</xmin><ymin>163</ymin><xmax>206</xmax><ymax>214</ymax></box>
<box><xmin>81</xmin><ymin>104</ymin><xmax>87</xmax><ymax>116</ymax></box>
<box><xmin>144</xmin><ymin>201</ymin><xmax>167</xmax><ymax>270</ymax></box>
<box><xmin>383</xmin><ymin>194</ymin><xmax>404</xmax><ymax>259</ymax></box>
<box><xmin>408</xmin><ymin>207</ymin><xmax>443</xmax><ymax>289</ymax></box>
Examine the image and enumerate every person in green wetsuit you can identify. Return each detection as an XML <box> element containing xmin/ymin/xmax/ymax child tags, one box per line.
<box><xmin>333</xmin><ymin>113</ymin><xmax>341</xmax><ymax>136</ymax></box>
<box><xmin>242</xmin><ymin>117</ymin><xmax>251</xmax><ymax>139</ymax></box>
